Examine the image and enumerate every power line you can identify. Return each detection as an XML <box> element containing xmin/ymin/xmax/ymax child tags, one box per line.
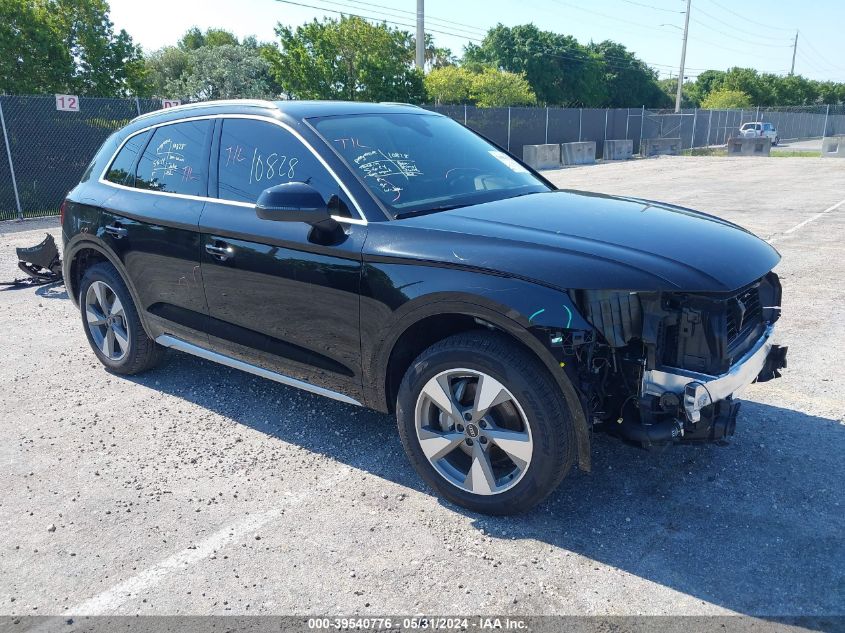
<box><xmin>799</xmin><ymin>37</ymin><xmax>845</xmax><ymax>73</ymax></box>
<box><xmin>273</xmin><ymin>0</ymin><xmax>804</xmax><ymax>81</ymax></box>
<box><xmin>316</xmin><ymin>0</ymin><xmax>486</xmax><ymax>38</ymax></box>
<box><xmin>692</xmin><ymin>5</ymin><xmax>793</xmax><ymax>43</ymax></box>
<box><xmin>277</xmin><ymin>0</ymin><xmax>689</xmax><ymax>74</ymax></box>
<box><xmin>342</xmin><ymin>0</ymin><xmax>488</xmax><ymax>34</ymax></box>
<box><xmin>701</xmin><ymin>0</ymin><xmax>795</xmax><ymax>32</ymax></box>
<box><xmin>551</xmin><ymin>0</ymin><xmax>677</xmax><ymax>34</ymax></box>
<box><xmin>616</xmin><ymin>0</ymin><xmax>683</xmax><ymax>14</ymax></box>
<box><xmin>273</xmin><ymin>0</ymin><xmax>486</xmax><ymax>40</ymax></box>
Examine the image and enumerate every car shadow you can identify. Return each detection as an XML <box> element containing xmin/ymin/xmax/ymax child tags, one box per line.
<box><xmin>0</xmin><ymin>280</ymin><xmax>66</xmax><ymax>297</ymax></box>
<box><xmin>120</xmin><ymin>350</ymin><xmax>844</xmax><ymax>617</ymax></box>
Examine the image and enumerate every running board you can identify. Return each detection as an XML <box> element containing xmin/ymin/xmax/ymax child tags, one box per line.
<box><xmin>155</xmin><ymin>335</ymin><xmax>363</xmax><ymax>407</ymax></box>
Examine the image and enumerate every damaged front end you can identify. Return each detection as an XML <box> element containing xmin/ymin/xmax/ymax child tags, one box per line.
<box><xmin>571</xmin><ymin>272</ymin><xmax>787</xmax><ymax>448</ymax></box>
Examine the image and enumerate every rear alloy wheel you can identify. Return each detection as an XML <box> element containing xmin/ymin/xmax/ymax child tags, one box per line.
<box><xmin>85</xmin><ymin>280</ymin><xmax>129</xmax><ymax>362</ymax></box>
<box><xmin>397</xmin><ymin>331</ymin><xmax>576</xmax><ymax>514</ymax></box>
<box><xmin>79</xmin><ymin>262</ymin><xmax>165</xmax><ymax>375</ymax></box>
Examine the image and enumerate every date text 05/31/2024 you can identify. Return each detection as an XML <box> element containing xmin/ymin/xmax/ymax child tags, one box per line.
<box><xmin>306</xmin><ymin>617</ymin><xmax>529</xmax><ymax>630</ymax></box>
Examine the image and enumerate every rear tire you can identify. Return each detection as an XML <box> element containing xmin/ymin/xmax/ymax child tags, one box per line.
<box><xmin>396</xmin><ymin>331</ymin><xmax>576</xmax><ymax>515</ymax></box>
<box><xmin>79</xmin><ymin>262</ymin><xmax>165</xmax><ymax>375</ymax></box>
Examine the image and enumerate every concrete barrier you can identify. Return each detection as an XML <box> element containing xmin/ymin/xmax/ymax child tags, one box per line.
<box><xmin>727</xmin><ymin>137</ymin><xmax>771</xmax><ymax>156</ymax></box>
<box><xmin>561</xmin><ymin>141</ymin><xmax>596</xmax><ymax>166</ymax></box>
<box><xmin>522</xmin><ymin>144</ymin><xmax>560</xmax><ymax>170</ymax></box>
<box><xmin>641</xmin><ymin>138</ymin><xmax>681</xmax><ymax>157</ymax></box>
<box><xmin>821</xmin><ymin>135</ymin><xmax>845</xmax><ymax>158</ymax></box>
<box><xmin>603</xmin><ymin>139</ymin><xmax>633</xmax><ymax>161</ymax></box>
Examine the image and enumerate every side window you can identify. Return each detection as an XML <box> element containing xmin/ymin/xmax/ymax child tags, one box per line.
<box><xmin>105</xmin><ymin>130</ymin><xmax>150</xmax><ymax>185</ymax></box>
<box><xmin>217</xmin><ymin>119</ymin><xmax>346</xmax><ymax>213</ymax></box>
<box><xmin>135</xmin><ymin>120</ymin><xmax>211</xmax><ymax>196</ymax></box>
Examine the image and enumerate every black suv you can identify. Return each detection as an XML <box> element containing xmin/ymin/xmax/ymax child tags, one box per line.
<box><xmin>63</xmin><ymin>100</ymin><xmax>787</xmax><ymax>514</ymax></box>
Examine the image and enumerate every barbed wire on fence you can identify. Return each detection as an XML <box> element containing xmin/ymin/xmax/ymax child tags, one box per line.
<box><xmin>2</xmin><ymin>95</ymin><xmax>844</xmax><ymax>221</ymax></box>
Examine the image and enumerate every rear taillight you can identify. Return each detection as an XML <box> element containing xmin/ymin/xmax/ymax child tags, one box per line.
<box><xmin>60</xmin><ymin>200</ymin><xmax>67</xmax><ymax>224</ymax></box>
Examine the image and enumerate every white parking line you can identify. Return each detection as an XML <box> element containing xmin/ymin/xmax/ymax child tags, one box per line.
<box><xmin>769</xmin><ymin>196</ymin><xmax>845</xmax><ymax>243</ymax></box>
<box><xmin>62</xmin><ymin>466</ymin><xmax>352</xmax><ymax>616</ymax></box>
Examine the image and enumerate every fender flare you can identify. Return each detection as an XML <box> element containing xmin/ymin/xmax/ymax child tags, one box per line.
<box><xmin>368</xmin><ymin>297</ymin><xmax>592</xmax><ymax>472</ymax></box>
<box><xmin>63</xmin><ymin>235</ymin><xmax>155</xmax><ymax>339</ymax></box>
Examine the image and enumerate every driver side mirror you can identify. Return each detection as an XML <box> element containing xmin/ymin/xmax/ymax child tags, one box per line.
<box><xmin>256</xmin><ymin>182</ymin><xmax>331</xmax><ymax>226</ymax></box>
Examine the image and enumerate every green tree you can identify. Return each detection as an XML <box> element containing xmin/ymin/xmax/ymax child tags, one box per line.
<box><xmin>144</xmin><ymin>46</ymin><xmax>191</xmax><ymax>97</ymax></box>
<box><xmin>464</xmin><ymin>24</ymin><xmax>606</xmax><ymax>106</ymax></box>
<box><xmin>267</xmin><ymin>16</ymin><xmax>425</xmax><ymax>103</ymax></box>
<box><xmin>701</xmin><ymin>88</ymin><xmax>752</xmax><ymax>109</ymax></box>
<box><xmin>424</xmin><ymin>66</ymin><xmax>472</xmax><ymax>104</ymax></box>
<box><xmin>469</xmin><ymin>67</ymin><xmax>536</xmax><ymax>107</ymax></box>
<box><xmin>422</xmin><ymin>33</ymin><xmax>456</xmax><ymax>69</ymax></box>
<box><xmin>589</xmin><ymin>41</ymin><xmax>671</xmax><ymax>108</ymax></box>
<box><xmin>179</xmin><ymin>27</ymin><xmax>240</xmax><ymax>50</ymax></box>
<box><xmin>0</xmin><ymin>0</ymin><xmax>144</xmax><ymax>96</ymax></box>
<box><xmin>0</xmin><ymin>0</ymin><xmax>71</xmax><ymax>93</ymax></box>
<box><xmin>144</xmin><ymin>30</ymin><xmax>279</xmax><ymax>101</ymax></box>
<box><xmin>165</xmin><ymin>44</ymin><xmax>275</xmax><ymax>101</ymax></box>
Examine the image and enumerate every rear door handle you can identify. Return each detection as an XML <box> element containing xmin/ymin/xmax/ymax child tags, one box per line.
<box><xmin>105</xmin><ymin>223</ymin><xmax>128</xmax><ymax>239</ymax></box>
<box><xmin>205</xmin><ymin>242</ymin><xmax>233</xmax><ymax>260</ymax></box>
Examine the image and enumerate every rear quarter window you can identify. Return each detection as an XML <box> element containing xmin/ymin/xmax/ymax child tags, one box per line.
<box><xmin>105</xmin><ymin>130</ymin><xmax>151</xmax><ymax>185</ymax></box>
<box><xmin>135</xmin><ymin>120</ymin><xmax>211</xmax><ymax>196</ymax></box>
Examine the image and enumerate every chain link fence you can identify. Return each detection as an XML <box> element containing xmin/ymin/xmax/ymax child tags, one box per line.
<box><xmin>0</xmin><ymin>95</ymin><xmax>162</xmax><ymax>221</ymax></box>
<box><xmin>2</xmin><ymin>95</ymin><xmax>844</xmax><ymax>221</ymax></box>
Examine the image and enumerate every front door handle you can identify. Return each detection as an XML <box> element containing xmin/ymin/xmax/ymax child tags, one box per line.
<box><xmin>105</xmin><ymin>223</ymin><xmax>128</xmax><ymax>239</ymax></box>
<box><xmin>205</xmin><ymin>242</ymin><xmax>233</xmax><ymax>260</ymax></box>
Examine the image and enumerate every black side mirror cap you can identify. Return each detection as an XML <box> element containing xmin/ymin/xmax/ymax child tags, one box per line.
<box><xmin>256</xmin><ymin>182</ymin><xmax>331</xmax><ymax>225</ymax></box>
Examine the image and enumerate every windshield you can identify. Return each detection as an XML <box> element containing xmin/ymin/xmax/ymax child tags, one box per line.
<box><xmin>310</xmin><ymin>113</ymin><xmax>550</xmax><ymax>217</ymax></box>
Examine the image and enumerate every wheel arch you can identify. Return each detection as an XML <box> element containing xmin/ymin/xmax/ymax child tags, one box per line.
<box><xmin>64</xmin><ymin>237</ymin><xmax>154</xmax><ymax>338</ymax></box>
<box><xmin>374</xmin><ymin>300</ymin><xmax>592</xmax><ymax>472</ymax></box>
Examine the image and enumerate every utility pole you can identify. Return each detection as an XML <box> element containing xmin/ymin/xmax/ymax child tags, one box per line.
<box><xmin>790</xmin><ymin>30</ymin><xmax>798</xmax><ymax>75</ymax></box>
<box><xmin>675</xmin><ymin>0</ymin><xmax>691</xmax><ymax>113</ymax></box>
<box><xmin>416</xmin><ymin>0</ymin><xmax>425</xmax><ymax>71</ymax></box>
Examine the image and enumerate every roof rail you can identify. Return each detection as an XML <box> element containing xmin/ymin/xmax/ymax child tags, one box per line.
<box><xmin>131</xmin><ymin>99</ymin><xmax>277</xmax><ymax>123</ymax></box>
<box><xmin>378</xmin><ymin>102</ymin><xmax>424</xmax><ymax>109</ymax></box>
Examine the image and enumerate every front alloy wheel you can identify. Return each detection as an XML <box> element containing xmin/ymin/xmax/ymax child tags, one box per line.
<box><xmin>415</xmin><ymin>369</ymin><xmax>533</xmax><ymax>496</ymax></box>
<box><xmin>397</xmin><ymin>331</ymin><xmax>576</xmax><ymax>515</ymax></box>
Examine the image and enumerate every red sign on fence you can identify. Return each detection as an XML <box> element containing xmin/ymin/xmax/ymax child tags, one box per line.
<box><xmin>162</xmin><ymin>99</ymin><xmax>182</xmax><ymax>109</ymax></box>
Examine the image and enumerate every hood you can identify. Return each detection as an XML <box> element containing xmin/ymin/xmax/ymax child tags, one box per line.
<box><xmin>371</xmin><ymin>190</ymin><xmax>780</xmax><ymax>292</ymax></box>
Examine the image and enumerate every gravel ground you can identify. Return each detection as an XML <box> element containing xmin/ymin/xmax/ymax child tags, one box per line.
<box><xmin>0</xmin><ymin>156</ymin><xmax>843</xmax><ymax>618</ymax></box>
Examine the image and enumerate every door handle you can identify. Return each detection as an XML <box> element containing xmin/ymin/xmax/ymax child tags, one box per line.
<box><xmin>105</xmin><ymin>223</ymin><xmax>128</xmax><ymax>239</ymax></box>
<box><xmin>205</xmin><ymin>242</ymin><xmax>233</xmax><ymax>260</ymax></box>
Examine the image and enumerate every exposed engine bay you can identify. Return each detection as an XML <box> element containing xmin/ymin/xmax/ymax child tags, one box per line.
<box><xmin>560</xmin><ymin>272</ymin><xmax>787</xmax><ymax>448</ymax></box>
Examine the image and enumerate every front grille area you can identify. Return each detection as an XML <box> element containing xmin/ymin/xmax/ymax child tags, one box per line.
<box><xmin>726</xmin><ymin>285</ymin><xmax>763</xmax><ymax>350</ymax></box>
<box><xmin>658</xmin><ymin>280</ymin><xmax>771</xmax><ymax>375</ymax></box>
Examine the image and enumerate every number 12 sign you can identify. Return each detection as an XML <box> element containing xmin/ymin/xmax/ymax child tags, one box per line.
<box><xmin>55</xmin><ymin>94</ymin><xmax>80</xmax><ymax>112</ymax></box>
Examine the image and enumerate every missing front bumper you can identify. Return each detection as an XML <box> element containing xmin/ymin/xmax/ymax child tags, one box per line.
<box><xmin>642</xmin><ymin>325</ymin><xmax>787</xmax><ymax>424</ymax></box>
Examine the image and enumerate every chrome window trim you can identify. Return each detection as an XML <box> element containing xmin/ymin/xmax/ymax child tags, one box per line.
<box><xmin>97</xmin><ymin>113</ymin><xmax>368</xmax><ymax>226</ymax></box>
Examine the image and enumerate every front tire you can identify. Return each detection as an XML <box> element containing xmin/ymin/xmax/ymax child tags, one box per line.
<box><xmin>79</xmin><ymin>262</ymin><xmax>165</xmax><ymax>375</ymax></box>
<box><xmin>396</xmin><ymin>332</ymin><xmax>576</xmax><ymax>515</ymax></box>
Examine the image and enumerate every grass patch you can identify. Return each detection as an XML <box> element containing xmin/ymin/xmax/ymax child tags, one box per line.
<box><xmin>682</xmin><ymin>147</ymin><xmax>821</xmax><ymax>158</ymax></box>
<box><xmin>770</xmin><ymin>150</ymin><xmax>821</xmax><ymax>158</ymax></box>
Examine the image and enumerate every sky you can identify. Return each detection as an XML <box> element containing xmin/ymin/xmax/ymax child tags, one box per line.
<box><xmin>107</xmin><ymin>0</ymin><xmax>845</xmax><ymax>83</ymax></box>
